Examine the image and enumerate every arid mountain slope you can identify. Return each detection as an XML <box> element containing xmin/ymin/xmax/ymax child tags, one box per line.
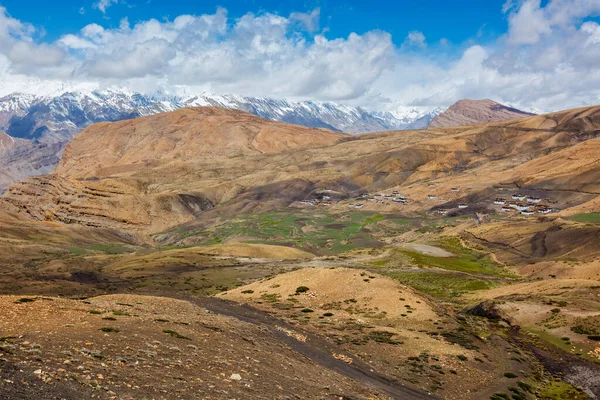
<box><xmin>57</xmin><ymin>107</ymin><xmax>346</xmax><ymax>178</ymax></box>
<box><xmin>3</xmin><ymin>105</ymin><xmax>600</xmax><ymax>238</ymax></box>
<box><xmin>427</xmin><ymin>99</ymin><xmax>535</xmax><ymax>128</ymax></box>
<box><xmin>0</xmin><ymin>133</ymin><xmax>65</xmax><ymax>193</ymax></box>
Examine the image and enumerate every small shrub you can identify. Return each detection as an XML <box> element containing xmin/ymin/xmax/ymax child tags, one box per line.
<box><xmin>154</xmin><ymin>319</ymin><xmax>170</xmax><ymax>322</ymax></box>
<box><xmin>588</xmin><ymin>335</ymin><xmax>600</xmax><ymax>341</ymax></box>
<box><xmin>367</xmin><ymin>331</ymin><xmax>402</xmax><ymax>345</ymax></box>
<box><xmin>102</xmin><ymin>317</ymin><xmax>117</xmax><ymax>321</ymax></box>
<box><xmin>15</xmin><ymin>298</ymin><xmax>35</xmax><ymax>304</ymax></box>
<box><xmin>295</xmin><ymin>286</ymin><xmax>310</xmax><ymax>294</ymax></box>
<box><xmin>99</xmin><ymin>327</ymin><xmax>119</xmax><ymax>333</ymax></box>
<box><xmin>490</xmin><ymin>393</ymin><xmax>510</xmax><ymax>400</ymax></box>
<box><xmin>112</xmin><ymin>310</ymin><xmax>130</xmax><ymax>316</ymax></box>
<box><xmin>88</xmin><ymin>310</ymin><xmax>103</xmax><ymax>315</ymax></box>
<box><xmin>550</xmin><ymin>308</ymin><xmax>561</xmax><ymax>314</ymax></box>
<box><xmin>504</xmin><ymin>372</ymin><xmax>518</xmax><ymax>379</ymax></box>
<box><xmin>163</xmin><ymin>330</ymin><xmax>191</xmax><ymax>340</ymax></box>
<box><xmin>571</xmin><ymin>325</ymin><xmax>598</xmax><ymax>335</ymax></box>
<box><xmin>241</xmin><ymin>290</ymin><xmax>254</xmax><ymax>294</ymax></box>
<box><xmin>457</xmin><ymin>354</ymin><xmax>468</xmax><ymax>361</ymax></box>
<box><xmin>301</xmin><ymin>308</ymin><xmax>314</xmax><ymax>313</ymax></box>
<box><xmin>323</xmin><ymin>312</ymin><xmax>334</xmax><ymax>317</ymax></box>
<box><xmin>516</xmin><ymin>381</ymin><xmax>534</xmax><ymax>393</ymax></box>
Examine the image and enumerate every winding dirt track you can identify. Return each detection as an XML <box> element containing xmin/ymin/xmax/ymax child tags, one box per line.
<box><xmin>192</xmin><ymin>297</ymin><xmax>437</xmax><ymax>400</ymax></box>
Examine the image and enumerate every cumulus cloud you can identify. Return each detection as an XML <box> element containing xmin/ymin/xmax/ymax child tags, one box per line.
<box><xmin>94</xmin><ymin>0</ymin><xmax>118</xmax><ymax>14</ymax></box>
<box><xmin>1</xmin><ymin>2</ymin><xmax>600</xmax><ymax>113</ymax></box>
<box><xmin>0</xmin><ymin>6</ymin><xmax>66</xmax><ymax>73</ymax></box>
<box><xmin>403</xmin><ymin>31</ymin><xmax>427</xmax><ymax>48</ymax></box>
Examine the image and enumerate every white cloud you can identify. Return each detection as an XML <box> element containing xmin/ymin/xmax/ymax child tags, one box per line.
<box><xmin>1</xmin><ymin>2</ymin><xmax>600</xmax><ymax>114</ymax></box>
<box><xmin>403</xmin><ymin>30</ymin><xmax>427</xmax><ymax>48</ymax></box>
<box><xmin>94</xmin><ymin>0</ymin><xmax>118</xmax><ymax>14</ymax></box>
<box><xmin>290</xmin><ymin>8</ymin><xmax>321</xmax><ymax>33</ymax></box>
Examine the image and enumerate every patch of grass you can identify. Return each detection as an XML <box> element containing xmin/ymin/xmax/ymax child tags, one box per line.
<box><xmin>99</xmin><ymin>327</ymin><xmax>120</xmax><ymax>333</ymax></box>
<box><xmin>367</xmin><ymin>331</ymin><xmax>402</xmax><ymax>345</ymax></box>
<box><xmin>261</xmin><ymin>293</ymin><xmax>281</xmax><ymax>303</ymax></box>
<box><xmin>112</xmin><ymin>310</ymin><xmax>131</xmax><ymax>316</ymax></box>
<box><xmin>387</xmin><ymin>270</ymin><xmax>496</xmax><ymax>300</ymax></box>
<box><xmin>88</xmin><ymin>310</ymin><xmax>103</xmax><ymax>315</ymax></box>
<box><xmin>163</xmin><ymin>330</ymin><xmax>191</xmax><ymax>340</ymax></box>
<box><xmin>516</xmin><ymin>381</ymin><xmax>534</xmax><ymax>393</ymax></box>
<box><xmin>539</xmin><ymin>380</ymin><xmax>587</xmax><ymax>399</ymax></box>
<box><xmin>441</xmin><ymin>332</ymin><xmax>479</xmax><ymax>350</ymax></box>
<box><xmin>398</xmin><ymin>237</ymin><xmax>513</xmax><ymax>277</ymax></box>
<box><xmin>569</xmin><ymin>213</ymin><xmax>600</xmax><ymax>224</ymax></box>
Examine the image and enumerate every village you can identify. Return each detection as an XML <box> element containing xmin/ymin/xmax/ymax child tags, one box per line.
<box><xmin>294</xmin><ymin>186</ymin><xmax>557</xmax><ymax>219</ymax></box>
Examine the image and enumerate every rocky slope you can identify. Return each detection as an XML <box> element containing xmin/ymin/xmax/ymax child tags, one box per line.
<box><xmin>3</xmin><ymin>105</ymin><xmax>600</xmax><ymax>237</ymax></box>
<box><xmin>0</xmin><ymin>132</ymin><xmax>65</xmax><ymax>193</ymax></box>
<box><xmin>427</xmin><ymin>99</ymin><xmax>535</xmax><ymax>128</ymax></box>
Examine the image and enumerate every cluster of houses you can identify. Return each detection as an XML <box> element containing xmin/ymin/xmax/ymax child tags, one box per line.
<box><xmin>348</xmin><ymin>191</ymin><xmax>411</xmax><ymax>209</ymax></box>
<box><xmin>298</xmin><ymin>190</ymin><xmax>336</xmax><ymax>207</ymax></box>
<box><xmin>370</xmin><ymin>191</ymin><xmax>410</xmax><ymax>204</ymax></box>
<box><xmin>493</xmin><ymin>194</ymin><xmax>554</xmax><ymax>215</ymax></box>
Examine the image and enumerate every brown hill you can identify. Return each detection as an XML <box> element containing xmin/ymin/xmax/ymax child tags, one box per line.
<box><xmin>2</xmin><ymin>104</ymin><xmax>600</xmax><ymax>238</ymax></box>
<box><xmin>427</xmin><ymin>99</ymin><xmax>535</xmax><ymax>129</ymax></box>
<box><xmin>57</xmin><ymin>107</ymin><xmax>346</xmax><ymax>178</ymax></box>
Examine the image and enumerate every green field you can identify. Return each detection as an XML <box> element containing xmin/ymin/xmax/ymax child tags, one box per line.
<box><xmin>386</xmin><ymin>270</ymin><xmax>497</xmax><ymax>300</ymax></box>
<box><xmin>167</xmin><ymin>210</ymin><xmax>414</xmax><ymax>255</ymax></box>
<box><xmin>569</xmin><ymin>213</ymin><xmax>600</xmax><ymax>223</ymax></box>
<box><xmin>398</xmin><ymin>237</ymin><xmax>516</xmax><ymax>277</ymax></box>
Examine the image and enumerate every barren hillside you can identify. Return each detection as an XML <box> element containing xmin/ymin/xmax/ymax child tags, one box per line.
<box><xmin>427</xmin><ymin>99</ymin><xmax>535</xmax><ymax>129</ymax></box>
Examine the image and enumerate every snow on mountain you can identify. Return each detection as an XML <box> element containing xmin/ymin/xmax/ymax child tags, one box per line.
<box><xmin>0</xmin><ymin>89</ymin><xmax>444</xmax><ymax>143</ymax></box>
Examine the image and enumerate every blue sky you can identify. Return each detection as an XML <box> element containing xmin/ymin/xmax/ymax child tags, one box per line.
<box><xmin>1</xmin><ymin>0</ymin><xmax>600</xmax><ymax>113</ymax></box>
<box><xmin>2</xmin><ymin>0</ymin><xmax>507</xmax><ymax>46</ymax></box>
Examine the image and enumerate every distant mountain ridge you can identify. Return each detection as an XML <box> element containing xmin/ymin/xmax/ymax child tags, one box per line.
<box><xmin>0</xmin><ymin>89</ymin><xmax>443</xmax><ymax>192</ymax></box>
<box><xmin>427</xmin><ymin>99</ymin><xmax>535</xmax><ymax>129</ymax></box>
<box><xmin>0</xmin><ymin>90</ymin><xmax>443</xmax><ymax>143</ymax></box>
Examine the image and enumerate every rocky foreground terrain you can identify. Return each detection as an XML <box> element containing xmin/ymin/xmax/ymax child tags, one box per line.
<box><xmin>1</xmin><ymin>104</ymin><xmax>599</xmax><ymax>399</ymax></box>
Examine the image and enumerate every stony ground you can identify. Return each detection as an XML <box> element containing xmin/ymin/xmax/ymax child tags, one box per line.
<box><xmin>0</xmin><ymin>294</ymin><xmax>396</xmax><ymax>400</ymax></box>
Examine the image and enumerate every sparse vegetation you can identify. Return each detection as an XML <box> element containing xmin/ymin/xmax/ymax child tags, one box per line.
<box><xmin>163</xmin><ymin>330</ymin><xmax>191</xmax><ymax>340</ymax></box>
<box><xmin>295</xmin><ymin>286</ymin><xmax>310</xmax><ymax>294</ymax></box>
<box><xmin>100</xmin><ymin>327</ymin><xmax>120</xmax><ymax>333</ymax></box>
<box><xmin>15</xmin><ymin>298</ymin><xmax>36</xmax><ymax>303</ymax></box>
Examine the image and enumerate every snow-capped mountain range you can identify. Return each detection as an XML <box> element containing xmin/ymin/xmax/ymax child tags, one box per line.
<box><xmin>0</xmin><ymin>89</ymin><xmax>443</xmax><ymax>144</ymax></box>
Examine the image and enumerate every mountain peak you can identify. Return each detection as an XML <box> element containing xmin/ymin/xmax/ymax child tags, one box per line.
<box><xmin>427</xmin><ymin>99</ymin><xmax>535</xmax><ymax>129</ymax></box>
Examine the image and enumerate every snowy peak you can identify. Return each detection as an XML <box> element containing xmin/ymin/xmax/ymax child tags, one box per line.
<box><xmin>0</xmin><ymin>90</ymin><xmax>444</xmax><ymax>143</ymax></box>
